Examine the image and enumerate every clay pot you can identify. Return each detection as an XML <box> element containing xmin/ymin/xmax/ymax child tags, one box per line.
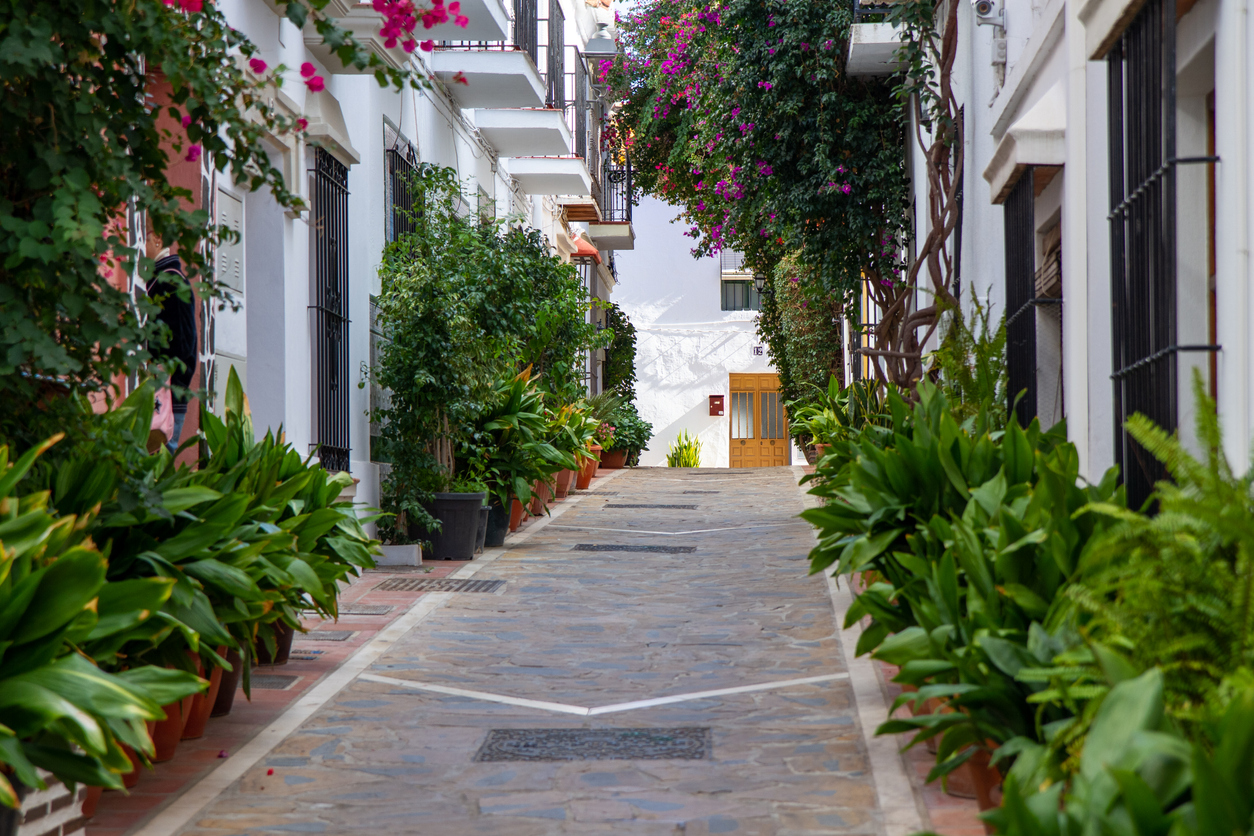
<box><xmin>554</xmin><ymin>469</ymin><xmax>575</xmax><ymax>499</ymax></box>
<box><xmin>509</xmin><ymin>498</ymin><xmax>524</xmax><ymax>532</ymax></box>
<box><xmin>81</xmin><ymin>785</ymin><xmax>104</xmax><ymax>819</ymax></box>
<box><xmin>529</xmin><ymin>481</ymin><xmax>551</xmax><ymax>516</ymax></box>
<box><xmin>255</xmin><ymin>621</ymin><xmax>295</xmax><ymax>666</ymax></box>
<box><xmin>813</xmin><ymin>442</ymin><xmax>830</xmax><ymax>462</ymax></box>
<box><xmin>576</xmin><ymin>446</ymin><xmax>601</xmax><ymax>490</ymax></box>
<box><xmin>119</xmin><ymin>741</ymin><xmax>143</xmax><ymax>789</ymax></box>
<box><xmin>152</xmin><ymin>700</ymin><xmax>187</xmax><ymax>762</ymax></box>
<box><xmin>183</xmin><ymin>647</ymin><xmax>228</xmax><ymax>739</ymax></box>
<box><xmin>599</xmin><ymin>449</ymin><xmax>628</xmax><ymax>469</ymax></box>
<box><xmin>211</xmin><ymin>648</ymin><xmax>243</xmax><ymax>717</ymax></box>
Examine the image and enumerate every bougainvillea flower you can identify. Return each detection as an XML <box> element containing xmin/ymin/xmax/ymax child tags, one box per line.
<box><xmin>420</xmin><ymin>39</ymin><xmax>435</xmax><ymax>51</ymax></box>
<box><xmin>453</xmin><ymin>71</ymin><xmax>469</xmax><ymax>84</ymax></box>
<box><xmin>306</xmin><ymin>75</ymin><xmax>326</xmax><ymax>92</ymax></box>
<box><xmin>249</xmin><ymin>57</ymin><xmax>268</xmax><ymax>74</ymax></box>
<box><xmin>185</xmin><ymin>143</ymin><xmax>202</xmax><ymax>163</ymax></box>
<box><xmin>181</xmin><ymin>114</ymin><xmax>192</xmax><ymax>128</ymax></box>
<box><xmin>296</xmin><ymin>118</ymin><xmax>309</xmax><ymax>131</ymax></box>
<box><xmin>300</xmin><ymin>62</ymin><xmax>316</xmax><ymax>78</ymax></box>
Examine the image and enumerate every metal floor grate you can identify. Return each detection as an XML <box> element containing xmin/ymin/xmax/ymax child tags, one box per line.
<box><xmin>288</xmin><ymin>650</ymin><xmax>325</xmax><ymax>661</ymax></box>
<box><xmin>474</xmin><ymin>728</ymin><xmax>712</xmax><ymax>762</ymax></box>
<box><xmin>603</xmin><ymin>504</ymin><xmax>697</xmax><ymax>510</ymax></box>
<box><xmin>304</xmin><ymin>630</ymin><xmax>354</xmax><ymax>642</ymax></box>
<box><xmin>374</xmin><ymin>578</ymin><xmax>506</xmax><ymax>593</ymax></box>
<box><xmin>682</xmin><ymin>490</ymin><xmax>720</xmax><ymax>494</ymax></box>
<box><xmin>251</xmin><ymin>674</ymin><xmax>301</xmax><ymax>690</ymax></box>
<box><xmin>573</xmin><ymin>544</ymin><xmax>696</xmax><ymax>554</ymax></box>
<box><xmin>338</xmin><ymin>603</ymin><xmax>395</xmax><ymax>616</ymax></box>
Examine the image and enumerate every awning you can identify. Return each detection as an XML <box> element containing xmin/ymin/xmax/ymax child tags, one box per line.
<box><xmin>983</xmin><ymin>81</ymin><xmax>1066</xmax><ymax>204</ymax></box>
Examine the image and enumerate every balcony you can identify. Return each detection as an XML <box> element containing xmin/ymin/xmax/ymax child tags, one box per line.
<box><xmin>424</xmin><ymin>0</ymin><xmax>511</xmax><ymax>42</ymax></box>
<box><xmin>303</xmin><ymin>4</ymin><xmax>415</xmax><ymax>73</ymax></box>
<box><xmin>845</xmin><ymin>0</ymin><xmax>904</xmax><ymax>76</ymax></box>
<box><xmin>473</xmin><ymin>108</ymin><xmax>572</xmax><ymax>156</ymax></box>
<box><xmin>504</xmin><ymin>157</ymin><xmax>592</xmax><ymax>195</ymax></box>
<box><xmin>430</xmin><ymin>50</ymin><xmax>546</xmax><ymax>107</ymax></box>
<box><xmin>584</xmin><ymin>161</ymin><xmax>634</xmax><ymax>249</ymax></box>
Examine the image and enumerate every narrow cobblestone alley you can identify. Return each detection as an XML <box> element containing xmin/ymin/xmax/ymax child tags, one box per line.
<box><xmin>150</xmin><ymin>468</ymin><xmax>921</xmax><ymax>836</ymax></box>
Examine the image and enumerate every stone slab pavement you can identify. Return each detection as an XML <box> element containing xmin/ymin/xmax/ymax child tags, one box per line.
<box><xmin>142</xmin><ymin>467</ymin><xmax>945</xmax><ymax>836</ymax></box>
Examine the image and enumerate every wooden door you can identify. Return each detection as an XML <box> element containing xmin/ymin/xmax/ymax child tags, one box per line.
<box><xmin>729</xmin><ymin>374</ymin><xmax>789</xmax><ymax>467</ymax></box>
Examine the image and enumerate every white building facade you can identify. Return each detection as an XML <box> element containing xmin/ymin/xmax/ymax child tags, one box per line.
<box><xmin>194</xmin><ymin>0</ymin><xmax>631</xmax><ymax>512</ymax></box>
<box><xmin>614</xmin><ymin>196</ymin><xmax>801</xmax><ymax>468</ymax></box>
<box><xmin>850</xmin><ymin>0</ymin><xmax>1254</xmax><ymax>508</ymax></box>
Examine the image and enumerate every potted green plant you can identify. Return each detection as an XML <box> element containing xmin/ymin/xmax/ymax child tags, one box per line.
<box><xmin>421</xmin><ymin>471</ymin><xmax>487</xmax><ymax>561</ymax></box>
<box><xmin>600</xmin><ymin>402</ymin><xmax>653</xmax><ymax>468</ymax></box>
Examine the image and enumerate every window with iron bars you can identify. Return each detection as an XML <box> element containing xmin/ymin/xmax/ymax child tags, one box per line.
<box><xmin>310</xmin><ymin>147</ymin><xmax>351</xmax><ymax>473</ymax></box>
<box><xmin>1106</xmin><ymin>0</ymin><xmax>1218</xmax><ymax>508</ymax></box>
<box><xmin>1004</xmin><ymin>170</ymin><xmax>1038</xmax><ymax>425</ymax></box>
<box><xmin>384</xmin><ymin>121</ymin><xmax>418</xmax><ymax>243</ymax></box>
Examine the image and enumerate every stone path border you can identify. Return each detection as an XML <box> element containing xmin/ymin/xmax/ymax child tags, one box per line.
<box><xmin>792</xmin><ymin>466</ymin><xmax>928</xmax><ymax>836</ymax></box>
<box><xmin>128</xmin><ymin>470</ymin><xmax>628</xmax><ymax>836</ymax></box>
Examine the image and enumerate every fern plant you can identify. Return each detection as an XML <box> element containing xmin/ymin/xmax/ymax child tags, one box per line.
<box><xmin>666</xmin><ymin>431</ymin><xmax>702</xmax><ymax>467</ymax></box>
<box><xmin>928</xmin><ymin>297</ymin><xmax>1008</xmax><ymax>429</ymax></box>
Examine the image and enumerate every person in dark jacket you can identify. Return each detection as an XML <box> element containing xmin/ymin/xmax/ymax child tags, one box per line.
<box><xmin>147</xmin><ymin>250</ymin><xmax>198</xmax><ymax>452</ymax></box>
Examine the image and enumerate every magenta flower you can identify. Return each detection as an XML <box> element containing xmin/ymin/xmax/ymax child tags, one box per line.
<box><xmin>300</xmin><ymin>62</ymin><xmax>316</xmax><ymax>78</ymax></box>
<box><xmin>185</xmin><ymin>143</ymin><xmax>202</xmax><ymax>163</ymax></box>
<box><xmin>306</xmin><ymin>75</ymin><xmax>326</xmax><ymax>92</ymax></box>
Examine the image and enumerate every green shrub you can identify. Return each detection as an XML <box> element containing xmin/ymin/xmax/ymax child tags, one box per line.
<box><xmin>0</xmin><ymin>436</ymin><xmax>203</xmax><ymax>806</ymax></box>
<box><xmin>606</xmin><ymin>402</ymin><xmax>653</xmax><ymax>465</ymax></box>
<box><xmin>666</xmin><ymin>431</ymin><xmax>702</xmax><ymax>467</ymax></box>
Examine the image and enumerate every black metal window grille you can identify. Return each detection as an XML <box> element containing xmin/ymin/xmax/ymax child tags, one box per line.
<box><xmin>385</xmin><ymin>145</ymin><xmax>418</xmax><ymax>243</ymax></box>
<box><xmin>721</xmin><ymin>280</ymin><xmax>762</xmax><ymax>312</ymax></box>
<box><xmin>1004</xmin><ymin>169</ymin><xmax>1037</xmax><ymax>425</ymax></box>
<box><xmin>1106</xmin><ymin>0</ymin><xmax>1217</xmax><ymax>507</ymax></box>
<box><xmin>310</xmin><ymin>147</ymin><xmax>351</xmax><ymax>473</ymax></box>
<box><xmin>514</xmin><ymin>0</ymin><xmax>538</xmax><ymax>61</ymax></box>
<box><xmin>602</xmin><ymin>158</ymin><xmax>633</xmax><ymax>222</ymax></box>
<box><xmin>546</xmin><ymin>0</ymin><xmax>565</xmax><ymax>108</ymax></box>
<box><xmin>368</xmin><ymin>295</ymin><xmax>392</xmax><ymax>463</ymax></box>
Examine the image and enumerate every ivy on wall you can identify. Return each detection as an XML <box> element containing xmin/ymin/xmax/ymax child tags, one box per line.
<box><xmin>602</xmin><ymin>302</ymin><xmax>638</xmax><ymax>402</ymax></box>
<box><xmin>756</xmin><ymin>257</ymin><xmax>845</xmax><ymax>409</ymax></box>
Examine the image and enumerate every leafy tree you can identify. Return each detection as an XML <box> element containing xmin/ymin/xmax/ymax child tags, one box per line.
<box><xmin>602</xmin><ymin>302</ymin><xmax>639</xmax><ymax>402</ymax></box>
<box><xmin>609</xmin><ymin>0</ymin><xmax>908</xmax><ymax>311</ymax></box>
<box><xmin>757</xmin><ymin>256</ymin><xmax>846</xmax><ymax>409</ymax></box>
<box><xmin>0</xmin><ymin>0</ymin><xmax>434</xmax><ymax>447</ymax></box>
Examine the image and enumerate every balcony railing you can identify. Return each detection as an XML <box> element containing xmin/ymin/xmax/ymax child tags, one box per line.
<box><xmin>600</xmin><ymin>159</ymin><xmax>632</xmax><ymax>222</ymax></box>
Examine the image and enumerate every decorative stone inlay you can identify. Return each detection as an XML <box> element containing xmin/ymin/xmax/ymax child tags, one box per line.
<box><xmin>373</xmin><ymin>578</ymin><xmax>506</xmax><ymax>593</ymax></box>
<box><xmin>572</xmin><ymin>544</ymin><xmax>696</xmax><ymax>554</ymax></box>
<box><xmin>473</xmin><ymin>728</ymin><xmax>712</xmax><ymax>762</ymax></box>
<box><xmin>682</xmin><ymin>490</ymin><xmax>721</xmax><ymax>494</ymax></box>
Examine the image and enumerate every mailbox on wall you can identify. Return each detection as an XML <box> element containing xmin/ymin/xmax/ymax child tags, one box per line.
<box><xmin>709</xmin><ymin>395</ymin><xmax>725</xmax><ymax>416</ymax></box>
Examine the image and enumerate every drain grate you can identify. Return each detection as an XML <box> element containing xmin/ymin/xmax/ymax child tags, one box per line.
<box><xmin>573</xmin><ymin>544</ymin><xmax>696</xmax><ymax>554</ymax></box>
<box><xmin>474</xmin><ymin>728</ymin><xmax>712</xmax><ymax>762</ymax></box>
<box><xmin>373</xmin><ymin>578</ymin><xmax>506</xmax><ymax>593</ymax></box>
<box><xmin>338</xmin><ymin>603</ymin><xmax>395</xmax><ymax>616</ymax></box>
<box><xmin>251</xmin><ymin>674</ymin><xmax>301</xmax><ymax>690</ymax></box>
<box><xmin>305</xmin><ymin>630</ymin><xmax>354</xmax><ymax>642</ymax></box>
<box><xmin>603</xmin><ymin>504</ymin><xmax>697</xmax><ymax>510</ymax></box>
<box><xmin>682</xmin><ymin>490</ymin><xmax>720</xmax><ymax>494</ymax></box>
<box><xmin>288</xmin><ymin>650</ymin><xmax>325</xmax><ymax>661</ymax></box>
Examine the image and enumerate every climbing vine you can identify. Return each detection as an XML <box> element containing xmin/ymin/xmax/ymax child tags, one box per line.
<box><xmin>602</xmin><ymin>302</ymin><xmax>639</xmax><ymax>402</ymax></box>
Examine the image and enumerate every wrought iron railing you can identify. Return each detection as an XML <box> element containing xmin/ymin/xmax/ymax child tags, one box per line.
<box><xmin>601</xmin><ymin>159</ymin><xmax>632</xmax><ymax>222</ymax></box>
<box><xmin>309</xmin><ymin>148</ymin><xmax>351</xmax><ymax>473</ymax></box>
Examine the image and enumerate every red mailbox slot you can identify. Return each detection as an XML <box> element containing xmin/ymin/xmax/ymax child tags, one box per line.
<box><xmin>709</xmin><ymin>395</ymin><xmax>725</xmax><ymax>416</ymax></box>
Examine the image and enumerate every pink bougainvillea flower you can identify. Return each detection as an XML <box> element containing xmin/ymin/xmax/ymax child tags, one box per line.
<box><xmin>180</xmin><ymin>114</ymin><xmax>192</xmax><ymax>128</ymax></box>
<box><xmin>402</xmin><ymin>39</ymin><xmax>417</xmax><ymax>52</ymax></box>
<box><xmin>421</xmin><ymin>39</ymin><xmax>436</xmax><ymax>51</ymax></box>
<box><xmin>296</xmin><ymin>117</ymin><xmax>309</xmax><ymax>131</ymax></box>
<box><xmin>452</xmin><ymin>70</ymin><xmax>469</xmax><ymax>84</ymax></box>
<box><xmin>249</xmin><ymin>57</ymin><xmax>268</xmax><ymax>74</ymax></box>
<box><xmin>185</xmin><ymin>143</ymin><xmax>202</xmax><ymax>163</ymax></box>
<box><xmin>179</xmin><ymin>0</ymin><xmax>203</xmax><ymax>11</ymax></box>
<box><xmin>306</xmin><ymin>75</ymin><xmax>326</xmax><ymax>92</ymax></box>
<box><xmin>300</xmin><ymin>62</ymin><xmax>316</xmax><ymax>78</ymax></box>
<box><xmin>455</xmin><ymin>14</ymin><xmax>469</xmax><ymax>26</ymax></box>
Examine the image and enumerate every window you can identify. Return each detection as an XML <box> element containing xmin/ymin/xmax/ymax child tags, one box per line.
<box><xmin>1004</xmin><ymin>170</ymin><xmax>1037</xmax><ymax>425</ymax></box>
<box><xmin>384</xmin><ymin>123</ymin><xmax>418</xmax><ymax>244</ymax></box>
<box><xmin>311</xmin><ymin>147</ymin><xmax>351</xmax><ymax>473</ymax></box>
<box><xmin>721</xmin><ymin>281</ymin><xmax>762</xmax><ymax>311</ymax></box>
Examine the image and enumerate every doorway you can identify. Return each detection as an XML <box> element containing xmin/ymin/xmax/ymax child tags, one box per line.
<box><xmin>729</xmin><ymin>373</ymin><xmax>789</xmax><ymax>467</ymax></box>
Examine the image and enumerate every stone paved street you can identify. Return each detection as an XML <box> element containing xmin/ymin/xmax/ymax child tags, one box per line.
<box><xmin>167</xmin><ymin>468</ymin><xmax>906</xmax><ymax>835</ymax></box>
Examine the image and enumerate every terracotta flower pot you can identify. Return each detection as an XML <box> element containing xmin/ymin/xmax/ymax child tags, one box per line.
<box><xmin>152</xmin><ymin>699</ymin><xmax>185</xmax><ymax>762</ymax></box>
<box><xmin>509</xmin><ymin>498</ymin><xmax>524</xmax><ymax>532</ymax></box>
<box><xmin>182</xmin><ymin>646</ymin><xmax>228</xmax><ymax>740</ymax></box>
<box><xmin>211</xmin><ymin>647</ymin><xmax>243</xmax><ymax>717</ymax></box>
<box><xmin>812</xmin><ymin>442</ymin><xmax>830</xmax><ymax>462</ymax></box>
<box><xmin>599</xmin><ymin>449</ymin><xmax>628</xmax><ymax>469</ymax></box>
<box><xmin>118</xmin><ymin>737</ymin><xmax>144</xmax><ymax>789</ymax></box>
<box><xmin>576</xmin><ymin>445</ymin><xmax>601</xmax><ymax>490</ymax></box>
<box><xmin>255</xmin><ymin>620</ymin><xmax>295</xmax><ymax>666</ymax></box>
<box><xmin>529</xmin><ymin>481</ymin><xmax>551</xmax><ymax>516</ymax></box>
<box><xmin>554</xmin><ymin>468</ymin><xmax>574</xmax><ymax>498</ymax></box>
<box><xmin>81</xmin><ymin>784</ymin><xmax>104</xmax><ymax>819</ymax></box>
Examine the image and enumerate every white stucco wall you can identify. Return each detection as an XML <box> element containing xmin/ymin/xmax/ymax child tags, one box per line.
<box><xmin>614</xmin><ymin>196</ymin><xmax>797</xmax><ymax>468</ymax></box>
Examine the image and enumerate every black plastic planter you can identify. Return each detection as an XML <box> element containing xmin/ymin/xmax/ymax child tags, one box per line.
<box><xmin>211</xmin><ymin>647</ymin><xmax>244</xmax><ymax>717</ymax></box>
<box><xmin>254</xmin><ymin>620</ymin><xmax>294</xmax><ymax>666</ymax></box>
<box><xmin>485</xmin><ymin>502</ymin><xmax>510</xmax><ymax>547</ymax></box>
<box><xmin>0</xmin><ymin>781</ymin><xmax>26</xmax><ymax>836</ymax></box>
<box><xmin>419</xmin><ymin>492</ymin><xmax>486</xmax><ymax>560</ymax></box>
